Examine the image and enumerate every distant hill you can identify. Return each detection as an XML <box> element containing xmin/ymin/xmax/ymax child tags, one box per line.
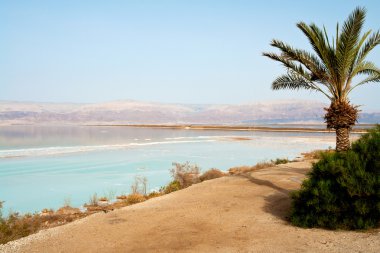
<box><xmin>0</xmin><ymin>100</ymin><xmax>379</xmax><ymax>125</ymax></box>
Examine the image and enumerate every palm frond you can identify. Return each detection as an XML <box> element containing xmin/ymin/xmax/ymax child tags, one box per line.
<box><xmin>272</xmin><ymin>73</ymin><xmax>332</xmax><ymax>100</ymax></box>
<box><xmin>269</xmin><ymin>39</ymin><xmax>328</xmax><ymax>79</ymax></box>
<box><xmin>297</xmin><ymin>22</ymin><xmax>336</xmax><ymax>74</ymax></box>
<box><xmin>344</xmin><ymin>61</ymin><xmax>380</xmax><ymax>95</ymax></box>
<box><xmin>306</xmin><ymin>23</ymin><xmax>341</xmax><ymax>88</ymax></box>
<box><xmin>349</xmin><ymin>74</ymin><xmax>380</xmax><ymax>93</ymax></box>
<box><xmin>355</xmin><ymin>31</ymin><xmax>380</xmax><ymax>64</ymax></box>
<box><xmin>264</xmin><ymin>7</ymin><xmax>380</xmax><ymax>105</ymax></box>
<box><xmin>352</xmin><ymin>61</ymin><xmax>380</xmax><ymax>76</ymax></box>
<box><xmin>337</xmin><ymin>7</ymin><xmax>366</xmax><ymax>78</ymax></box>
<box><xmin>262</xmin><ymin>52</ymin><xmax>311</xmax><ymax>80</ymax></box>
<box><xmin>348</xmin><ymin>30</ymin><xmax>371</xmax><ymax>74</ymax></box>
<box><xmin>272</xmin><ymin>73</ymin><xmax>314</xmax><ymax>90</ymax></box>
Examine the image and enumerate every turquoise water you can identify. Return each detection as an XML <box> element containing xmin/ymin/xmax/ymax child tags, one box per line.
<box><xmin>0</xmin><ymin>125</ymin><xmax>337</xmax><ymax>215</ymax></box>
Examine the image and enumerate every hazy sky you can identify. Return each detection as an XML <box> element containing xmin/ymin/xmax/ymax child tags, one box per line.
<box><xmin>1</xmin><ymin>0</ymin><xmax>380</xmax><ymax>110</ymax></box>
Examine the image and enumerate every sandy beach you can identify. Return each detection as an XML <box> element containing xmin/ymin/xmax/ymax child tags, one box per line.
<box><xmin>1</xmin><ymin>160</ymin><xmax>378</xmax><ymax>253</ymax></box>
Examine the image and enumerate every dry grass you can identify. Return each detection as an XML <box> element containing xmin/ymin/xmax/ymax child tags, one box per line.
<box><xmin>0</xmin><ymin>159</ymin><xmax>275</xmax><ymax>245</ymax></box>
<box><xmin>0</xmin><ymin>210</ymin><xmax>87</xmax><ymax>245</ymax></box>
<box><xmin>1</xmin><ymin>213</ymin><xmax>43</xmax><ymax>244</ymax></box>
<box><xmin>0</xmin><ymin>179</ymin><xmax>161</xmax><ymax>245</ymax></box>
<box><xmin>88</xmin><ymin>193</ymin><xmax>98</xmax><ymax>206</ymax></box>
<box><xmin>0</xmin><ymin>159</ymin><xmax>280</xmax><ymax>245</ymax></box>
<box><xmin>199</xmin><ymin>169</ymin><xmax>226</xmax><ymax>182</ymax></box>
<box><xmin>55</xmin><ymin>206</ymin><xmax>81</xmax><ymax>215</ymax></box>
<box><xmin>126</xmin><ymin>194</ymin><xmax>146</xmax><ymax>204</ymax></box>
<box><xmin>146</xmin><ymin>192</ymin><xmax>163</xmax><ymax>199</ymax></box>
<box><xmin>228</xmin><ymin>162</ymin><xmax>274</xmax><ymax>175</ymax></box>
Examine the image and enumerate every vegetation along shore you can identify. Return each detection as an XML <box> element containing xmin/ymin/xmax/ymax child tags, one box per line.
<box><xmin>1</xmin><ymin>3</ymin><xmax>379</xmax><ymax>253</ymax></box>
<box><xmin>1</xmin><ymin>136</ymin><xmax>379</xmax><ymax>252</ymax></box>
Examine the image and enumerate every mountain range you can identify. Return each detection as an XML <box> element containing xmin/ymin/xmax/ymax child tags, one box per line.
<box><xmin>0</xmin><ymin>100</ymin><xmax>379</xmax><ymax>125</ymax></box>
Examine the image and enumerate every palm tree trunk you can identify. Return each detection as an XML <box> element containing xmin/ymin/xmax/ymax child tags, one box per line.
<box><xmin>336</xmin><ymin>128</ymin><xmax>350</xmax><ymax>151</ymax></box>
<box><xmin>325</xmin><ymin>101</ymin><xmax>358</xmax><ymax>152</ymax></box>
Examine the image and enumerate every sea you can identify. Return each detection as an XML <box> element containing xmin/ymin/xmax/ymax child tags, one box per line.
<box><xmin>0</xmin><ymin>125</ymin><xmax>343</xmax><ymax>215</ymax></box>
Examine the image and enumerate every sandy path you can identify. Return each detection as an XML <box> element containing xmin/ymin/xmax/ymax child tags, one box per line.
<box><xmin>1</xmin><ymin>160</ymin><xmax>379</xmax><ymax>253</ymax></box>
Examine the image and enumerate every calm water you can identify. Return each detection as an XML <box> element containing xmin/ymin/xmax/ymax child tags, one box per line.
<box><xmin>0</xmin><ymin>125</ymin><xmax>338</xmax><ymax>215</ymax></box>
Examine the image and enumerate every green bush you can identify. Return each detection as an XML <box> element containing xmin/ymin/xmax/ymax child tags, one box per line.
<box><xmin>290</xmin><ymin>125</ymin><xmax>380</xmax><ymax>230</ymax></box>
<box><xmin>272</xmin><ymin>158</ymin><xmax>290</xmax><ymax>165</ymax></box>
<box><xmin>161</xmin><ymin>180</ymin><xmax>181</xmax><ymax>194</ymax></box>
<box><xmin>0</xmin><ymin>211</ymin><xmax>42</xmax><ymax>244</ymax></box>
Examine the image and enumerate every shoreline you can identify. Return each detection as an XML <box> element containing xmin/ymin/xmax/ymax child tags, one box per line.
<box><xmin>2</xmin><ymin>158</ymin><xmax>378</xmax><ymax>253</ymax></box>
<box><xmin>0</xmin><ymin>129</ymin><xmax>340</xmax><ymax>217</ymax></box>
<box><xmin>85</xmin><ymin>124</ymin><xmax>371</xmax><ymax>134</ymax></box>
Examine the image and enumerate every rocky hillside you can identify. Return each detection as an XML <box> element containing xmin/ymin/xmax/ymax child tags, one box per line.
<box><xmin>0</xmin><ymin>100</ymin><xmax>379</xmax><ymax>125</ymax></box>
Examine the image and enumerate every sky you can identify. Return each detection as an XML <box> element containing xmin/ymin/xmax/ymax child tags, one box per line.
<box><xmin>1</xmin><ymin>0</ymin><xmax>380</xmax><ymax>110</ymax></box>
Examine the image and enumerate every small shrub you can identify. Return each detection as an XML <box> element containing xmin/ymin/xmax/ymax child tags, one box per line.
<box><xmin>161</xmin><ymin>180</ymin><xmax>181</xmax><ymax>194</ymax></box>
<box><xmin>131</xmin><ymin>176</ymin><xmax>148</xmax><ymax>195</ymax></box>
<box><xmin>170</xmin><ymin>162</ymin><xmax>200</xmax><ymax>188</ymax></box>
<box><xmin>199</xmin><ymin>169</ymin><xmax>225</xmax><ymax>182</ymax></box>
<box><xmin>146</xmin><ymin>191</ymin><xmax>163</xmax><ymax>199</ymax></box>
<box><xmin>290</xmin><ymin>125</ymin><xmax>380</xmax><ymax>230</ymax></box>
<box><xmin>127</xmin><ymin>194</ymin><xmax>146</xmax><ymax>204</ymax></box>
<box><xmin>89</xmin><ymin>193</ymin><xmax>98</xmax><ymax>206</ymax></box>
<box><xmin>0</xmin><ymin>204</ymin><xmax>87</xmax><ymax>245</ymax></box>
<box><xmin>0</xmin><ymin>212</ymin><xmax>41</xmax><ymax>244</ymax></box>
<box><xmin>271</xmin><ymin>158</ymin><xmax>289</xmax><ymax>165</ymax></box>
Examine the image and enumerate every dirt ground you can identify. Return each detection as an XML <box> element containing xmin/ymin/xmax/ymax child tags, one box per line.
<box><xmin>1</xmin><ymin>160</ymin><xmax>379</xmax><ymax>253</ymax></box>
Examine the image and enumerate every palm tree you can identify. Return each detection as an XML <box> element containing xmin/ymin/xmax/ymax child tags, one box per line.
<box><xmin>263</xmin><ymin>7</ymin><xmax>380</xmax><ymax>151</ymax></box>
